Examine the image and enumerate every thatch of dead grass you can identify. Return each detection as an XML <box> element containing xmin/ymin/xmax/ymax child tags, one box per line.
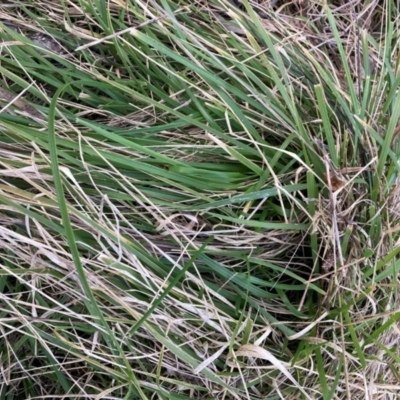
<box><xmin>0</xmin><ymin>0</ymin><xmax>399</xmax><ymax>399</ymax></box>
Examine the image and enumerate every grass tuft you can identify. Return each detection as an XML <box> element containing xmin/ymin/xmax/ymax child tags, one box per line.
<box><xmin>0</xmin><ymin>0</ymin><xmax>399</xmax><ymax>398</ymax></box>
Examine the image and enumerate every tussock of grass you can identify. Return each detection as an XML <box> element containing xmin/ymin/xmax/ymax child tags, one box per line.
<box><xmin>0</xmin><ymin>0</ymin><xmax>399</xmax><ymax>399</ymax></box>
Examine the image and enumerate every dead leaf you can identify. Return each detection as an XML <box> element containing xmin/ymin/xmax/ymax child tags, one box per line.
<box><xmin>324</xmin><ymin>171</ymin><xmax>346</xmax><ymax>191</ymax></box>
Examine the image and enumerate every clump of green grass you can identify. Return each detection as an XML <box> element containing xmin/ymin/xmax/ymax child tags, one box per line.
<box><xmin>0</xmin><ymin>0</ymin><xmax>399</xmax><ymax>399</ymax></box>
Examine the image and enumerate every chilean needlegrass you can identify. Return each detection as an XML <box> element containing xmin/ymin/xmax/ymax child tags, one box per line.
<box><xmin>0</xmin><ymin>0</ymin><xmax>399</xmax><ymax>399</ymax></box>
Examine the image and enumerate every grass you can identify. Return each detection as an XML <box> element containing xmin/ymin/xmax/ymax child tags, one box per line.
<box><xmin>0</xmin><ymin>0</ymin><xmax>399</xmax><ymax>398</ymax></box>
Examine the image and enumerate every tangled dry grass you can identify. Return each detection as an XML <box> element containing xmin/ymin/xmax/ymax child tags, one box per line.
<box><xmin>0</xmin><ymin>0</ymin><xmax>399</xmax><ymax>399</ymax></box>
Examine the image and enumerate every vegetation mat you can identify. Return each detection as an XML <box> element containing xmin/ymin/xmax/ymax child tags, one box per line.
<box><xmin>0</xmin><ymin>0</ymin><xmax>399</xmax><ymax>399</ymax></box>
